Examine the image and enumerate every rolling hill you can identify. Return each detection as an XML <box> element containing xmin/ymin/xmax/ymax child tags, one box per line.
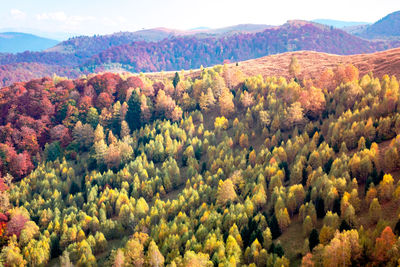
<box><xmin>227</xmin><ymin>46</ymin><xmax>400</xmax><ymax>80</ymax></box>
<box><xmin>145</xmin><ymin>47</ymin><xmax>400</xmax><ymax>84</ymax></box>
<box><xmin>0</xmin><ymin>32</ymin><xmax>59</xmax><ymax>53</ymax></box>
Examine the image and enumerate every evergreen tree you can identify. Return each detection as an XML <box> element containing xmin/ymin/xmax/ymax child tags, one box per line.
<box><xmin>309</xmin><ymin>229</ymin><xmax>319</xmax><ymax>251</ymax></box>
<box><xmin>173</xmin><ymin>72</ymin><xmax>180</xmax><ymax>89</ymax></box>
<box><xmin>126</xmin><ymin>90</ymin><xmax>142</xmax><ymax>131</ymax></box>
<box><xmin>269</xmin><ymin>215</ymin><xmax>281</xmax><ymax>239</ymax></box>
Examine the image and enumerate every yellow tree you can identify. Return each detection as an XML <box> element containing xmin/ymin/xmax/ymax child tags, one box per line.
<box><xmin>146</xmin><ymin>240</ymin><xmax>165</xmax><ymax>267</ymax></box>
<box><xmin>217</xmin><ymin>179</ymin><xmax>237</xmax><ymax>206</ymax></box>
<box><xmin>219</xmin><ymin>88</ymin><xmax>235</xmax><ymax>117</ymax></box>
<box><xmin>289</xmin><ymin>56</ymin><xmax>301</xmax><ymax>79</ymax></box>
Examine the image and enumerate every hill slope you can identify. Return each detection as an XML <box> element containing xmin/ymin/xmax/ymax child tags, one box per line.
<box><xmin>357</xmin><ymin>10</ymin><xmax>400</xmax><ymax>39</ymax></box>
<box><xmin>228</xmin><ymin>47</ymin><xmax>400</xmax><ymax>79</ymax></box>
<box><xmin>0</xmin><ymin>32</ymin><xmax>59</xmax><ymax>53</ymax></box>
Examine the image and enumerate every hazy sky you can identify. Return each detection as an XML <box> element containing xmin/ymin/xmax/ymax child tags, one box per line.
<box><xmin>1</xmin><ymin>0</ymin><xmax>399</xmax><ymax>37</ymax></box>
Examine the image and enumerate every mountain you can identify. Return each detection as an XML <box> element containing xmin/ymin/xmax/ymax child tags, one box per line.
<box><xmin>0</xmin><ymin>19</ymin><xmax>399</xmax><ymax>87</ymax></box>
<box><xmin>47</xmin><ymin>24</ymin><xmax>273</xmax><ymax>55</ymax></box>
<box><xmin>356</xmin><ymin>10</ymin><xmax>400</xmax><ymax>39</ymax></box>
<box><xmin>0</xmin><ymin>32</ymin><xmax>59</xmax><ymax>53</ymax></box>
<box><xmin>312</xmin><ymin>19</ymin><xmax>370</xmax><ymax>28</ymax></box>
<box><xmin>84</xmin><ymin>20</ymin><xmax>398</xmax><ymax>73</ymax></box>
<box><xmin>0</xmin><ymin>27</ymin><xmax>76</xmax><ymax>41</ymax></box>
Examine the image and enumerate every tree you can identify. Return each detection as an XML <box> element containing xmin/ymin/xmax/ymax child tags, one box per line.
<box><xmin>378</xmin><ymin>174</ymin><xmax>394</xmax><ymax>201</ymax></box>
<box><xmin>289</xmin><ymin>56</ymin><xmax>301</xmax><ymax>79</ymax></box>
<box><xmin>125</xmin><ymin>238</ymin><xmax>145</xmax><ymax>267</ymax></box>
<box><xmin>217</xmin><ymin>179</ymin><xmax>237</xmax><ymax>206</ymax></box>
<box><xmin>19</xmin><ymin>221</ymin><xmax>39</xmax><ymax>246</ymax></box>
<box><xmin>277</xmin><ymin>208</ymin><xmax>291</xmax><ymax>232</ymax></box>
<box><xmin>173</xmin><ymin>72</ymin><xmax>180</xmax><ymax>89</ymax></box>
<box><xmin>214</xmin><ymin>116</ymin><xmax>229</xmax><ymax>130</ymax></box>
<box><xmin>301</xmin><ymin>253</ymin><xmax>315</xmax><ymax>267</ymax></box>
<box><xmin>319</xmin><ymin>225</ymin><xmax>335</xmax><ymax>245</ymax></box>
<box><xmin>368</xmin><ymin>198</ymin><xmax>381</xmax><ymax>224</ymax></box>
<box><xmin>60</xmin><ymin>251</ymin><xmax>73</xmax><ymax>267</ymax></box>
<box><xmin>126</xmin><ymin>90</ymin><xmax>142</xmax><ymax>132</ymax></box>
<box><xmin>309</xmin><ymin>229</ymin><xmax>319</xmax><ymax>251</ymax></box>
<box><xmin>239</xmin><ymin>133</ymin><xmax>249</xmax><ymax>148</ymax></box>
<box><xmin>303</xmin><ymin>216</ymin><xmax>313</xmax><ymax>237</ymax></box>
<box><xmin>0</xmin><ymin>235</ymin><xmax>26</xmax><ymax>266</ymax></box>
<box><xmin>240</xmin><ymin>91</ymin><xmax>254</xmax><ymax>109</ymax></box>
<box><xmin>269</xmin><ymin>215</ymin><xmax>281</xmax><ymax>239</ymax></box>
<box><xmin>147</xmin><ymin>240</ymin><xmax>165</xmax><ymax>267</ymax></box>
<box><xmin>373</xmin><ymin>226</ymin><xmax>396</xmax><ymax>263</ymax></box>
<box><xmin>299</xmin><ymin>86</ymin><xmax>325</xmax><ymax>120</ymax></box>
<box><xmin>199</xmin><ymin>88</ymin><xmax>216</xmax><ymax>112</ymax></box>
<box><xmin>219</xmin><ymin>88</ymin><xmax>235</xmax><ymax>117</ymax></box>
<box><xmin>226</xmin><ymin>235</ymin><xmax>242</xmax><ymax>264</ymax></box>
<box><xmin>113</xmin><ymin>249</ymin><xmax>125</xmax><ymax>267</ymax></box>
<box><xmin>286</xmin><ymin>102</ymin><xmax>304</xmax><ymax>128</ymax></box>
<box><xmin>73</xmin><ymin>121</ymin><xmax>94</xmax><ymax>149</ymax></box>
<box><xmin>6</xmin><ymin>209</ymin><xmax>29</xmax><ymax>238</ymax></box>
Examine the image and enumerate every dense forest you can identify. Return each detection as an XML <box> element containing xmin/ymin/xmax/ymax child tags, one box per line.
<box><xmin>1</xmin><ymin>20</ymin><xmax>400</xmax><ymax>87</ymax></box>
<box><xmin>0</xmin><ymin>58</ymin><xmax>400</xmax><ymax>267</ymax></box>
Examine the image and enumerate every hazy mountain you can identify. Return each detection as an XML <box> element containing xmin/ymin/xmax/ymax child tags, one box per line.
<box><xmin>0</xmin><ymin>32</ymin><xmax>59</xmax><ymax>53</ymax></box>
<box><xmin>47</xmin><ymin>24</ymin><xmax>273</xmax><ymax>55</ymax></box>
<box><xmin>311</xmin><ymin>19</ymin><xmax>370</xmax><ymax>28</ymax></box>
<box><xmin>356</xmin><ymin>10</ymin><xmax>400</xmax><ymax>39</ymax></box>
<box><xmin>0</xmin><ymin>27</ymin><xmax>76</xmax><ymax>41</ymax></box>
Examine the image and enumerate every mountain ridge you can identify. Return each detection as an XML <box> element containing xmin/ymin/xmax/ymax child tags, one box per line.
<box><xmin>0</xmin><ymin>32</ymin><xmax>59</xmax><ymax>53</ymax></box>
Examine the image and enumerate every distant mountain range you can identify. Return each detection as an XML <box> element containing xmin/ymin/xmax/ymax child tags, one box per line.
<box><xmin>83</xmin><ymin>20</ymin><xmax>397</xmax><ymax>73</ymax></box>
<box><xmin>47</xmin><ymin>24</ymin><xmax>273</xmax><ymax>56</ymax></box>
<box><xmin>354</xmin><ymin>11</ymin><xmax>400</xmax><ymax>40</ymax></box>
<box><xmin>0</xmin><ymin>32</ymin><xmax>59</xmax><ymax>53</ymax></box>
<box><xmin>311</xmin><ymin>19</ymin><xmax>370</xmax><ymax>28</ymax></box>
<box><xmin>0</xmin><ymin>11</ymin><xmax>400</xmax><ymax>87</ymax></box>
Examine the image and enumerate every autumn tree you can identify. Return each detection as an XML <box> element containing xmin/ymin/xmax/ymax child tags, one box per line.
<box><xmin>299</xmin><ymin>86</ymin><xmax>325</xmax><ymax>120</ymax></box>
<box><xmin>219</xmin><ymin>88</ymin><xmax>235</xmax><ymax>117</ymax></box>
<box><xmin>146</xmin><ymin>240</ymin><xmax>165</xmax><ymax>267</ymax></box>
<box><xmin>217</xmin><ymin>179</ymin><xmax>237</xmax><ymax>206</ymax></box>
<box><xmin>289</xmin><ymin>56</ymin><xmax>301</xmax><ymax>79</ymax></box>
<box><xmin>373</xmin><ymin>226</ymin><xmax>396</xmax><ymax>263</ymax></box>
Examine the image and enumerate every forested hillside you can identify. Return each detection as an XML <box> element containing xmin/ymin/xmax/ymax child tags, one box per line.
<box><xmin>82</xmin><ymin>21</ymin><xmax>396</xmax><ymax>72</ymax></box>
<box><xmin>355</xmin><ymin>11</ymin><xmax>400</xmax><ymax>40</ymax></box>
<box><xmin>0</xmin><ymin>58</ymin><xmax>400</xmax><ymax>266</ymax></box>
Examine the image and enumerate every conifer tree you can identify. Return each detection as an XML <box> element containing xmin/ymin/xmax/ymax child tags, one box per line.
<box><xmin>126</xmin><ymin>90</ymin><xmax>142</xmax><ymax>132</ymax></box>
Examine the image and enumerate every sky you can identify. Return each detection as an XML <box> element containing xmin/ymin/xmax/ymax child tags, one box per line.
<box><xmin>1</xmin><ymin>0</ymin><xmax>399</xmax><ymax>39</ymax></box>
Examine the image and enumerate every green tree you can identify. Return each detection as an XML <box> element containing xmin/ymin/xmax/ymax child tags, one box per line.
<box><xmin>173</xmin><ymin>72</ymin><xmax>180</xmax><ymax>89</ymax></box>
<box><xmin>126</xmin><ymin>90</ymin><xmax>142</xmax><ymax>132</ymax></box>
